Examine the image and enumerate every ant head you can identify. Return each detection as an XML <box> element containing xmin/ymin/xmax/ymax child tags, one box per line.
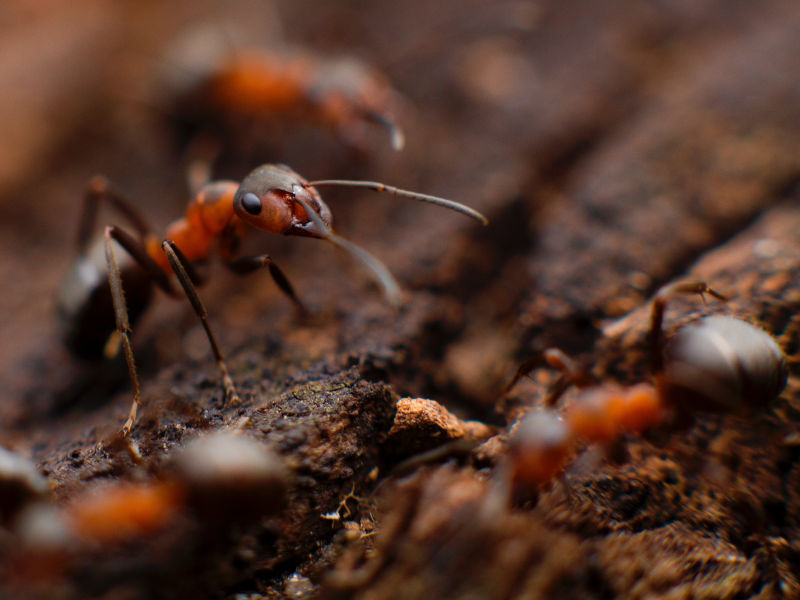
<box><xmin>509</xmin><ymin>411</ymin><xmax>571</xmax><ymax>485</ymax></box>
<box><xmin>233</xmin><ymin>164</ymin><xmax>333</xmax><ymax>238</ymax></box>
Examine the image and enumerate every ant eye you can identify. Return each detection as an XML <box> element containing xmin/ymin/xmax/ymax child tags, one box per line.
<box><xmin>241</xmin><ymin>193</ymin><xmax>262</xmax><ymax>215</ymax></box>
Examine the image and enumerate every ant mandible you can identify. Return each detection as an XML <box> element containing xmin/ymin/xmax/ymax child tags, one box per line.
<box><xmin>506</xmin><ymin>281</ymin><xmax>788</xmax><ymax>488</ymax></box>
<box><xmin>58</xmin><ymin>164</ymin><xmax>487</xmax><ymax>435</ymax></box>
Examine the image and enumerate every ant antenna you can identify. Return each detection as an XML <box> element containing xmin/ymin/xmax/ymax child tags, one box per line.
<box><xmin>361</xmin><ymin>110</ymin><xmax>406</xmax><ymax>151</ymax></box>
<box><xmin>303</xmin><ymin>180</ymin><xmax>489</xmax><ymax>225</ymax></box>
<box><xmin>291</xmin><ymin>189</ymin><xmax>404</xmax><ymax>307</ymax></box>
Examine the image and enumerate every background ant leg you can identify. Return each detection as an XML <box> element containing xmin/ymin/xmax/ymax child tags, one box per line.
<box><xmin>541</xmin><ymin>348</ymin><xmax>594</xmax><ymax>407</ymax></box>
<box><xmin>501</xmin><ymin>356</ymin><xmax>544</xmax><ymax>396</ymax></box>
<box><xmin>303</xmin><ymin>179</ymin><xmax>488</xmax><ymax>225</ymax></box>
<box><xmin>356</xmin><ymin>109</ymin><xmax>405</xmax><ymax>151</ymax></box>
<box><xmin>225</xmin><ymin>254</ymin><xmax>307</xmax><ymax>314</ymax></box>
<box><xmin>649</xmin><ymin>281</ymin><xmax>727</xmax><ymax>376</ymax></box>
<box><xmin>162</xmin><ymin>240</ymin><xmax>241</xmax><ymax>407</ymax></box>
<box><xmin>78</xmin><ymin>177</ymin><xmax>153</xmax><ymax>253</ymax></box>
<box><xmin>502</xmin><ymin>348</ymin><xmax>592</xmax><ymax>407</ymax></box>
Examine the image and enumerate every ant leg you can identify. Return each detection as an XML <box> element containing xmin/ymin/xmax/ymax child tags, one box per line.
<box><xmin>649</xmin><ymin>281</ymin><xmax>727</xmax><ymax>376</ymax></box>
<box><xmin>105</xmin><ymin>226</ymin><xmax>235</xmax><ymax>433</ymax></box>
<box><xmin>105</xmin><ymin>225</ymin><xmax>187</xmax><ymax>433</ymax></box>
<box><xmin>104</xmin><ymin>228</ymin><xmax>146</xmax><ymax>434</ymax></box>
<box><xmin>501</xmin><ymin>356</ymin><xmax>544</xmax><ymax>396</ymax></box>
<box><xmin>162</xmin><ymin>240</ymin><xmax>240</xmax><ymax>407</ymax></box>
<box><xmin>502</xmin><ymin>348</ymin><xmax>591</xmax><ymax>407</ymax></box>
<box><xmin>542</xmin><ymin>348</ymin><xmax>594</xmax><ymax>406</ymax></box>
<box><xmin>225</xmin><ymin>254</ymin><xmax>307</xmax><ymax>314</ymax></box>
<box><xmin>78</xmin><ymin>177</ymin><xmax>153</xmax><ymax>253</ymax></box>
<box><xmin>355</xmin><ymin>109</ymin><xmax>405</xmax><ymax>151</ymax></box>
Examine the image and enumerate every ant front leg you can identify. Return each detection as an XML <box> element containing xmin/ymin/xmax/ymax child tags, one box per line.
<box><xmin>225</xmin><ymin>254</ymin><xmax>307</xmax><ymax>315</ymax></box>
<box><xmin>649</xmin><ymin>281</ymin><xmax>727</xmax><ymax>377</ymax></box>
<box><xmin>161</xmin><ymin>241</ymin><xmax>240</xmax><ymax>407</ymax></box>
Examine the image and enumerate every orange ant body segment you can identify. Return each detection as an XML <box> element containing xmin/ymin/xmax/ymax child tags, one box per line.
<box><xmin>64</xmin><ymin>481</ymin><xmax>184</xmax><ymax>545</ymax></box>
<box><xmin>59</xmin><ymin>165</ymin><xmax>487</xmax><ymax>434</ymax></box>
<box><xmin>562</xmin><ymin>383</ymin><xmax>664</xmax><ymax>445</ymax></box>
<box><xmin>506</xmin><ymin>280</ymin><xmax>789</xmax><ymax>490</ymax></box>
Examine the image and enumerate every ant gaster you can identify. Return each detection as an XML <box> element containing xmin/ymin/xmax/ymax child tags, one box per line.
<box><xmin>58</xmin><ymin>164</ymin><xmax>487</xmax><ymax>434</ymax></box>
<box><xmin>506</xmin><ymin>281</ymin><xmax>788</xmax><ymax>489</ymax></box>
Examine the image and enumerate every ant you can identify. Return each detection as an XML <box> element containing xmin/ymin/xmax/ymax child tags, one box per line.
<box><xmin>506</xmin><ymin>281</ymin><xmax>789</xmax><ymax>489</ymax></box>
<box><xmin>57</xmin><ymin>164</ymin><xmax>487</xmax><ymax>435</ymax></box>
<box><xmin>162</xmin><ymin>42</ymin><xmax>406</xmax><ymax>156</ymax></box>
<box><xmin>7</xmin><ymin>433</ymin><xmax>289</xmax><ymax>592</ymax></box>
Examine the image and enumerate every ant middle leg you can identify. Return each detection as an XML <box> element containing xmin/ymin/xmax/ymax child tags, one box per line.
<box><xmin>161</xmin><ymin>240</ymin><xmax>240</xmax><ymax>407</ymax></box>
<box><xmin>224</xmin><ymin>254</ymin><xmax>307</xmax><ymax>314</ymax></box>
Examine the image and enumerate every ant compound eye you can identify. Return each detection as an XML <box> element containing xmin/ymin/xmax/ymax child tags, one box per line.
<box><xmin>241</xmin><ymin>193</ymin><xmax>262</xmax><ymax>215</ymax></box>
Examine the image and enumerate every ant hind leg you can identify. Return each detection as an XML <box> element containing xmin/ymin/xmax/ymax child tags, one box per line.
<box><xmin>103</xmin><ymin>228</ymin><xmax>144</xmax><ymax>435</ymax></box>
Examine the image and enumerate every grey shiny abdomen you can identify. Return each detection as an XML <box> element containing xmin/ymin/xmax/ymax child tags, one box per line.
<box><xmin>664</xmin><ymin>315</ymin><xmax>787</xmax><ymax>410</ymax></box>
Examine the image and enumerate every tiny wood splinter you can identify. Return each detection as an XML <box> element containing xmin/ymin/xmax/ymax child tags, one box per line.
<box><xmin>58</xmin><ymin>165</ymin><xmax>487</xmax><ymax>435</ymax></box>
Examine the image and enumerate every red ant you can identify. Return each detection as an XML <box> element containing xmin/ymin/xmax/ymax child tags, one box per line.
<box><xmin>7</xmin><ymin>433</ymin><xmax>288</xmax><ymax>592</ymax></box>
<box><xmin>57</xmin><ymin>164</ymin><xmax>487</xmax><ymax>435</ymax></box>
<box><xmin>506</xmin><ymin>281</ymin><xmax>788</xmax><ymax>489</ymax></box>
<box><xmin>163</xmin><ymin>42</ymin><xmax>406</xmax><ymax>155</ymax></box>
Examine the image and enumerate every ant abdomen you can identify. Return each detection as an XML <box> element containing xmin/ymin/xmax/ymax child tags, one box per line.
<box><xmin>58</xmin><ymin>238</ymin><xmax>153</xmax><ymax>359</ymax></box>
<box><xmin>663</xmin><ymin>315</ymin><xmax>787</xmax><ymax>412</ymax></box>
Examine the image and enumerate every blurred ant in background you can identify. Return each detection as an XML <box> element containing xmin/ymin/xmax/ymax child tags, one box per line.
<box><xmin>505</xmin><ymin>281</ymin><xmax>788</xmax><ymax>491</ymax></box>
<box><xmin>57</xmin><ymin>164</ymin><xmax>487</xmax><ymax>435</ymax></box>
<box><xmin>2</xmin><ymin>433</ymin><xmax>289</xmax><ymax>594</ymax></box>
<box><xmin>158</xmin><ymin>28</ymin><xmax>406</xmax><ymax>171</ymax></box>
